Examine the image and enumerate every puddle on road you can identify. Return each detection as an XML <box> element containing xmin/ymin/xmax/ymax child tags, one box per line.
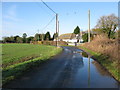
<box><xmin>80</xmin><ymin>51</ymin><xmax>111</xmax><ymax>76</ymax></box>
<box><xmin>60</xmin><ymin>47</ymin><xmax>119</xmax><ymax>88</ymax></box>
<box><xmin>72</xmin><ymin>50</ymin><xmax>119</xmax><ymax>88</ymax></box>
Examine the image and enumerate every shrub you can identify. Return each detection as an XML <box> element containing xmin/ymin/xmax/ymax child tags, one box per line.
<box><xmin>31</xmin><ymin>41</ymin><xmax>68</xmax><ymax>46</ymax></box>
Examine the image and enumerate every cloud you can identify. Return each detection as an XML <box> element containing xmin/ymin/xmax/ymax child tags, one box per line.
<box><xmin>2</xmin><ymin>5</ymin><xmax>23</xmax><ymax>38</ymax></box>
<box><xmin>2</xmin><ymin>4</ymin><xmax>24</xmax><ymax>38</ymax></box>
<box><xmin>8</xmin><ymin>5</ymin><xmax>16</xmax><ymax>16</ymax></box>
<box><xmin>3</xmin><ymin>20</ymin><xmax>17</xmax><ymax>29</ymax></box>
<box><xmin>4</xmin><ymin>15</ymin><xmax>22</xmax><ymax>22</ymax></box>
<box><xmin>3</xmin><ymin>5</ymin><xmax>23</xmax><ymax>22</ymax></box>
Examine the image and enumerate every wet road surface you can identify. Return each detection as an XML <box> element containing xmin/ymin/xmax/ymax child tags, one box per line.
<box><xmin>3</xmin><ymin>46</ymin><xmax>120</xmax><ymax>88</ymax></box>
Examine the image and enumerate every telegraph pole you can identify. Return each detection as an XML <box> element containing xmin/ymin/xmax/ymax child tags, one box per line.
<box><xmin>41</xmin><ymin>0</ymin><xmax>58</xmax><ymax>45</ymax></box>
<box><xmin>88</xmin><ymin>10</ymin><xmax>90</xmax><ymax>42</ymax></box>
<box><xmin>81</xmin><ymin>30</ymin><xmax>82</xmax><ymax>38</ymax></box>
<box><xmin>56</xmin><ymin>13</ymin><xmax>58</xmax><ymax>47</ymax></box>
<box><xmin>58</xmin><ymin>21</ymin><xmax>59</xmax><ymax>46</ymax></box>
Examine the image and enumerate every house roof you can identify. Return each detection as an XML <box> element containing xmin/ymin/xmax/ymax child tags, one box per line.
<box><xmin>59</xmin><ymin>33</ymin><xmax>76</xmax><ymax>39</ymax></box>
<box><xmin>57</xmin><ymin>31</ymin><xmax>98</xmax><ymax>40</ymax></box>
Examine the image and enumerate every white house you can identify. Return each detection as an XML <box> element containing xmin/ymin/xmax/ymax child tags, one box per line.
<box><xmin>54</xmin><ymin>33</ymin><xmax>83</xmax><ymax>43</ymax></box>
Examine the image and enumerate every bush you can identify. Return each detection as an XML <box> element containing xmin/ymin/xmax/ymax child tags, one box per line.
<box><xmin>31</xmin><ymin>41</ymin><xmax>68</xmax><ymax>46</ymax></box>
<box><xmin>81</xmin><ymin>34</ymin><xmax>119</xmax><ymax>64</ymax></box>
<box><xmin>38</xmin><ymin>41</ymin><xmax>42</xmax><ymax>45</ymax></box>
<box><xmin>82</xmin><ymin>33</ymin><xmax>93</xmax><ymax>42</ymax></box>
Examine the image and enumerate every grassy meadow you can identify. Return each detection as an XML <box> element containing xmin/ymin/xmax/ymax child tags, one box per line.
<box><xmin>2</xmin><ymin>43</ymin><xmax>62</xmax><ymax>85</ymax></box>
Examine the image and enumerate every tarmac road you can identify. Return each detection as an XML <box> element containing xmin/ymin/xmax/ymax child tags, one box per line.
<box><xmin>3</xmin><ymin>46</ymin><xmax>119</xmax><ymax>88</ymax></box>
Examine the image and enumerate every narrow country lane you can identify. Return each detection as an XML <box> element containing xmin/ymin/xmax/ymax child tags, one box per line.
<box><xmin>3</xmin><ymin>46</ymin><xmax>120</xmax><ymax>88</ymax></box>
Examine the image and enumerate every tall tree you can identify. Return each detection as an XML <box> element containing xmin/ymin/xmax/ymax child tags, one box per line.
<box><xmin>34</xmin><ymin>33</ymin><xmax>41</xmax><ymax>41</ymax></box>
<box><xmin>22</xmin><ymin>33</ymin><xmax>27</xmax><ymax>43</ymax></box>
<box><xmin>9</xmin><ymin>36</ymin><xmax>15</xmax><ymax>43</ymax></box>
<box><xmin>52</xmin><ymin>33</ymin><xmax>58</xmax><ymax>40</ymax></box>
<box><xmin>3</xmin><ymin>37</ymin><xmax>11</xmax><ymax>43</ymax></box>
<box><xmin>14</xmin><ymin>35</ymin><xmax>19</xmax><ymax>43</ymax></box>
<box><xmin>92</xmin><ymin>28</ymin><xmax>103</xmax><ymax>34</ymax></box>
<box><xmin>27</xmin><ymin>36</ymin><xmax>34</xmax><ymax>43</ymax></box>
<box><xmin>44</xmin><ymin>32</ymin><xmax>51</xmax><ymax>40</ymax></box>
<box><xmin>16</xmin><ymin>37</ymin><xmax>23</xmax><ymax>43</ymax></box>
<box><xmin>82</xmin><ymin>33</ymin><xmax>93</xmax><ymax>42</ymax></box>
<box><xmin>74</xmin><ymin>26</ymin><xmax>80</xmax><ymax>34</ymax></box>
<box><xmin>95</xmin><ymin>14</ymin><xmax>118</xmax><ymax>38</ymax></box>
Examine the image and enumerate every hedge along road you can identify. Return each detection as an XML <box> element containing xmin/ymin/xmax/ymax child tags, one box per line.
<box><xmin>3</xmin><ymin>46</ymin><xmax>120</xmax><ymax>88</ymax></box>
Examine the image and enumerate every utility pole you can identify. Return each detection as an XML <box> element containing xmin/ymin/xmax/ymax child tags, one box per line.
<box><xmin>58</xmin><ymin>20</ymin><xmax>59</xmax><ymax>46</ymax></box>
<box><xmin>81</xmin><ymin>30</ymin><xmax>82</xmax><ymax>38</ymax></box>
<box><xmin>88</xmin><ymin>10</ymin><xmax>90</xmax><ymax>42</ymax></box>
<box><xmin>56</xmin><ymin>13</ymin><xmax>58</xmax><ymax>47</ymax></box>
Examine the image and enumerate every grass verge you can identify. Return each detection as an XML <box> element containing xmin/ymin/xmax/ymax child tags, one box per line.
<box><xmin>78</xmin><ymin>46</ymin><xmax>120</xmax><ymax>83</ymax></box>
<box><xmin>2</xmin><ymin>44</ymin><xmax>62</xmax><ymax>85</ymax></box>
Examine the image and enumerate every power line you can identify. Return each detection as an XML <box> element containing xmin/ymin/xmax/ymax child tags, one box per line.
<box><xmin>41</xmin><ymin>15</ymin><xmax>56</xmax><ymax>32</ymax></box>
<box><xmin>35</xmin><ymin>2</ymin><xmax>53</xmax><ymax>16</ymax></box>
<box><xmin>41</xmin><ymin>0</ymin><xmax>56</xmax><ymax>14</ymax></box>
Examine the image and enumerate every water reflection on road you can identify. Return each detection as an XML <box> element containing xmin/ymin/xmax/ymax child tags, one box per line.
<box><xmin>78</xmin><ymin>50</ymin><xmax>119</xmax><ymax>88</ymax></box>
<box><xmin>3</xmin><ymin>46</ymin><xmax>120</xmax><ymax>88</ymax></box>
<box><xmin>54</xmin><ymin>46</ymin><xmax>119</xmax><ymax>88</ymax></box>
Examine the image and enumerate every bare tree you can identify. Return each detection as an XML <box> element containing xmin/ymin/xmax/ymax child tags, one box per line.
<box><xmin>95</xmin><ymin>14</ymin><xmax>118</xmax><ymax>38</ymax></box>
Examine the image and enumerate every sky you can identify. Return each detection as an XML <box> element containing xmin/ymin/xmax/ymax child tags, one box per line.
<box><xmin>1</xmin><ymin>2</ymin><xmax>118</xmax><ymax>39</ymax></box>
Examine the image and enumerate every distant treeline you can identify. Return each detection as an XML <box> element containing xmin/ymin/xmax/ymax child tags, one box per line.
<box><xmin>1</xmin><ymin>31</ymin><xmax>58</xmax><ymax>43</ymax></box>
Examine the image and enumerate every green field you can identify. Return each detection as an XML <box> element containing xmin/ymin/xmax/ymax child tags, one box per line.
<box><xmin>2</xmin><ymin>44</ymin><xmax>62</xmax><ymax>84</ymax></box>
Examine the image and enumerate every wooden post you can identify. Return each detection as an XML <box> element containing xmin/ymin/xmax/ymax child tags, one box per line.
<box><xmin>57</xmin><ymin>21</ymin><xmax>59</xmax><ymax>46</ymax></box>
<box><xmin>56</xmin><ymin>13</ymin><xmax>58</xmax><ymax>47</ymax></box>
<box><xmin>88</xmin><ymin>10</ymin><xmax>90</xmax><ymax>42</ymax></box>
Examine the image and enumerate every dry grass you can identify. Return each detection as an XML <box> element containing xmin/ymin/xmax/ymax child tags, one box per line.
<box><xmin>79</xmin><ymin>34</ymin><xmax>120</xmax><ymax>81</ymax></box>
<box><xmin>81</xmin><ymin>34</ymin><xmax>120</xmax><ymax>68</ymax></box>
